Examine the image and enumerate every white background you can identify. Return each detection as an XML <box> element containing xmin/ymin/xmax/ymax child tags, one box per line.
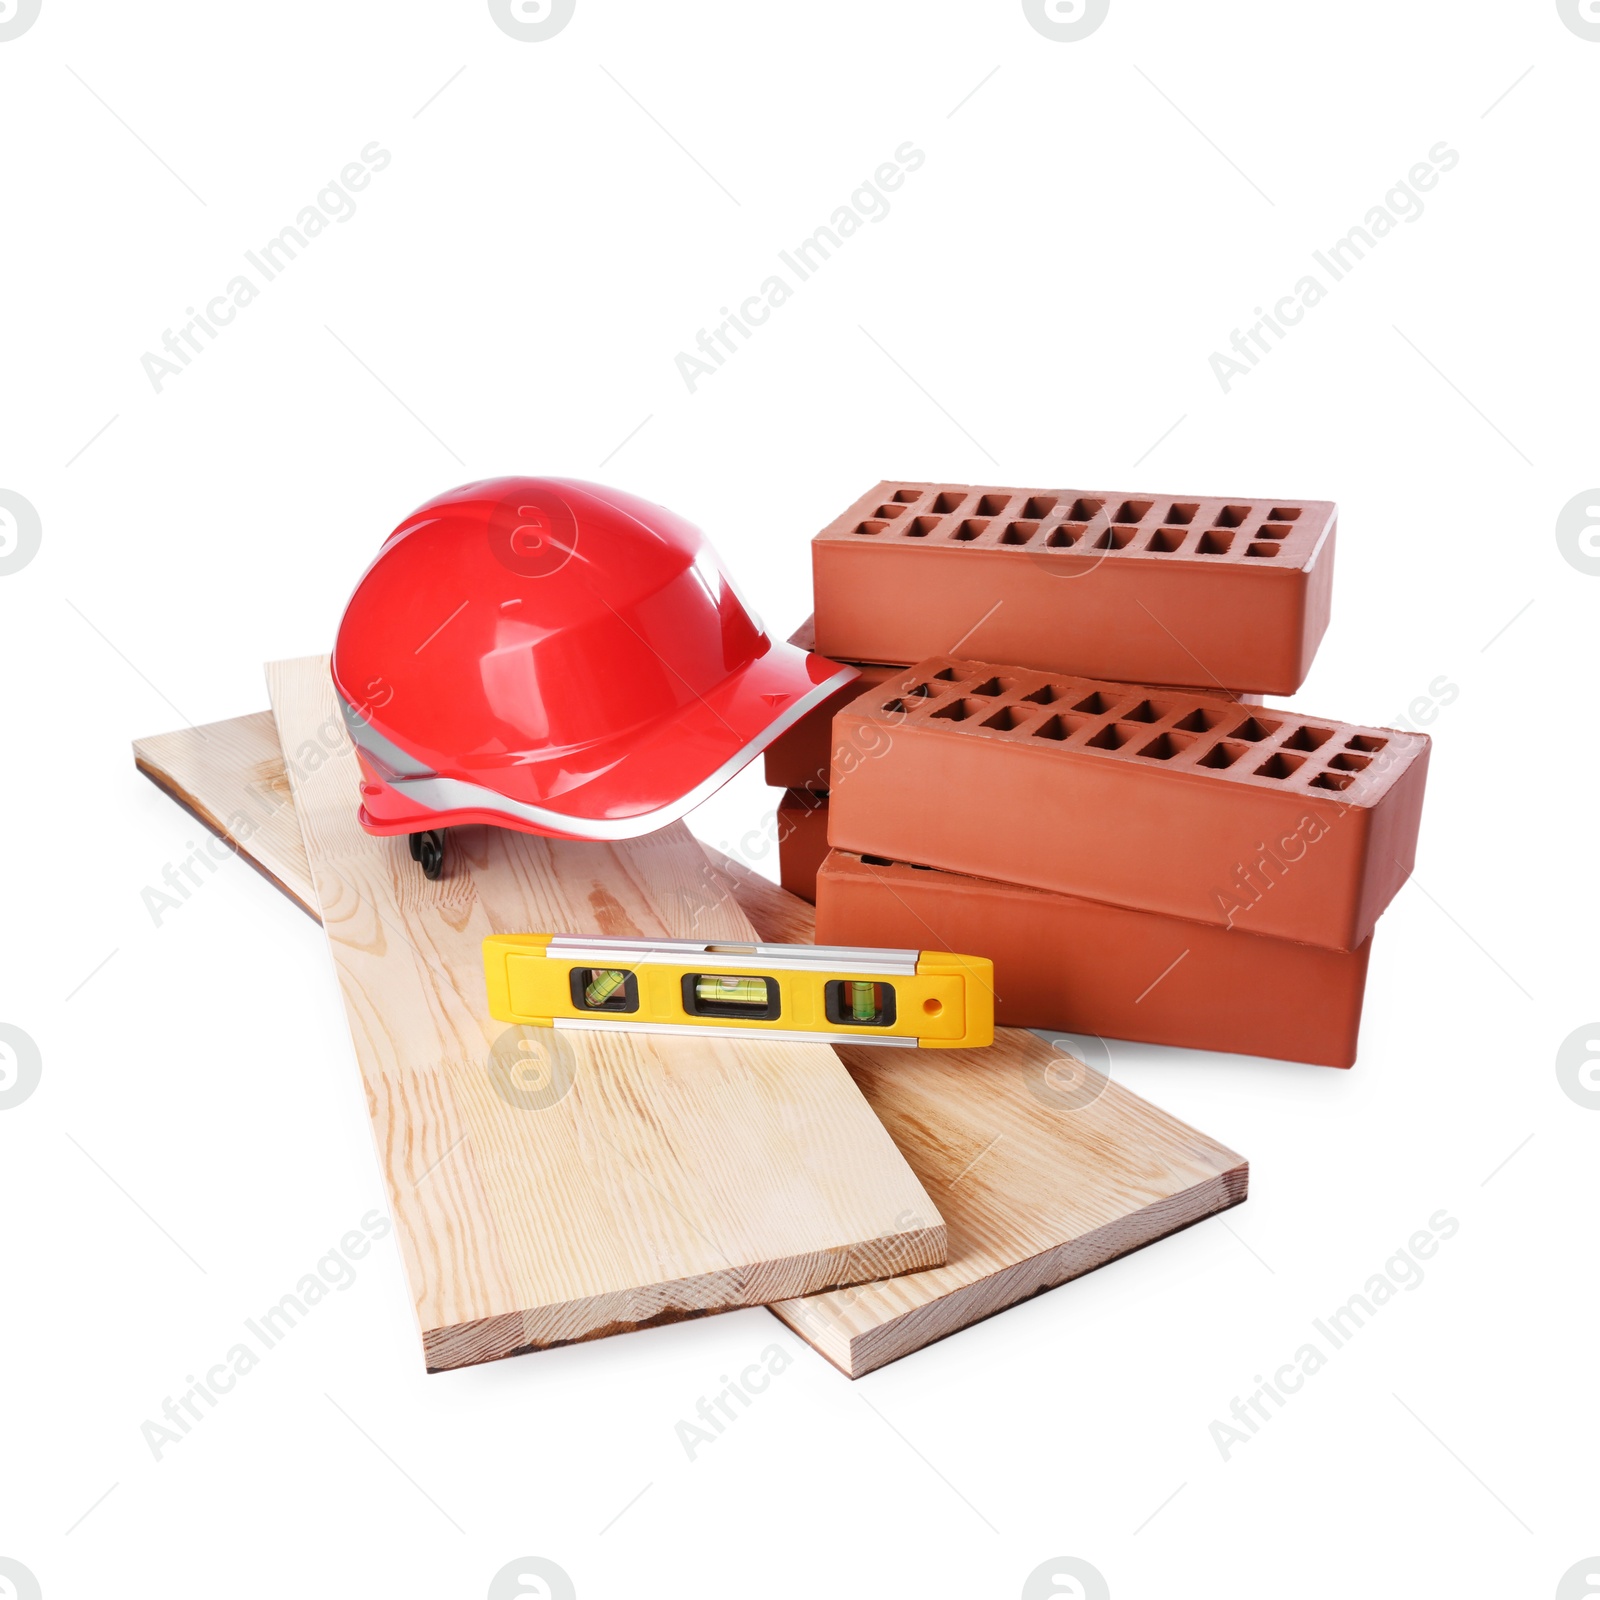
<box><xmin>2</xmin><ymin>2</ymin><xmax>1596</xmax><ymax>1597</ymax></box>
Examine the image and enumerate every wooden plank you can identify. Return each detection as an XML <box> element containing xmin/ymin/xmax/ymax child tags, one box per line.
<box><xmin>704</xmin><ymin>856</ymin><xmax>1249</xmax><ymax>1376</ymax></box>
<box><xmin>137</xmin><ymin>706</ymin><xmax>1249</xmax><ymax>1377</ymax></box>
<box><xmin>134</xmin><ymin>711</ymin><xmax>317</xmax><ymax>917</ymax></box>
<box><xmin>258</xmin><ymin>658</ymin><xmax>943</xmax><ymax>1370</ymax></box>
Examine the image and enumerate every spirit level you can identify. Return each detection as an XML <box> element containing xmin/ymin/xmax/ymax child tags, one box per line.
<box><xmin>483</xmin><ymin>934</ymin><xmax>995</xmax><ymax>1048</ymax></box>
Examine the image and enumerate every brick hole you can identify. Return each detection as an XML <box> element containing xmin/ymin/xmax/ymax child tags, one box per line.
<box><xmin>1345</xmin><ymin>733</ymin><xmax>1387</xmax><ymax>752</ymax></box>
<box><xmin>1067</xmin><ymin>497</ymin><xmax>1104</xmax><ymax>521</ymax></box>
<box><xmin>907</xmin><ymin>516</ymin><xmax>941</xmax><ymax>537</ymax></box>
<box><xmin>931</xmin><ymin>491</ymin><xmax>966</xmax><ymax>513</ymax></box>
<box><xmin>1047</xmin><ymin>524</ymin><xmax>1085</xmax><ymax>548</ymax></box>
<box><xmin>1213</xmin><ymin>505</ymin><xmax>1253</xmax><ymax>528</ymax></box>
<box><xmin>875</xmin><ymin>503</ymin><xmax>908</xmax><ymax>518</ymax></box>
<box><xmin>1123</xmin><ymin>699</ymin><xmax>1168</xmax><ymax>724</ymax></box>
<box><xmin>1147</xmin><ymin>528</ymin><xmax>1187</xmax><ymax>552</ymax></box>
<box><xmin>1000</xmin><ymin>520</ymin><xmax>1040</xmax><ymax>545</ymax></box>
<box><xmin>1245</xmin><ymin>542</ymin><xmax>1281</xmax><ymax>558</ymax></box>
<box><xmin>854</xmin><ymin>519</ymin><xmax>889</xmax><ymax>535</ymax></box>
<box><xmin>981</xmin><ymin>706</ymin><xmax>1025</xmax><ymax>732</ymax></box>
<box><xmin>976</xmin><ymin>494</ymin><xmax>1011</xmax><ymax>516</ymax></box>
<box><xmin>1136</xmin><ymin>731</ymin><xmax>1196</xmax><ymax>762</ymax></box>
<box><xmin>932</xmin><ymin>667</ymin><xmax>960</xmax><ymax>681</ymax></box>
<box><xmin>882</xmin><ymin>697</ymin><xmax>913</xmax><ymax>715</ymax></box>
<box><xmin>1174</xmin><ymin>706</ymin><xmax>1227</xmax><ymax>732</ymax></box>
<box><xmin>1031</xmin><ymin>714</ymin><xmax>1084</xmax><ymax>742</ymax></box>
<box><xmin>1197</xmin><ymin>531</ymin><xmax>1236</xmax><ymax>554</ymax></box>
<box><xmin>890</xmin><ymin>489</ymin><xmax>921</xmax><ymax>503</ymax></box>
<box><xmin>1254</xmin><ymin>751</ymin><xmax>1305</xmax><ymax>780</ymax></box>
<box><xmin>1094</xmin><ymin>525</ymin><xmax>1138</xmax><ymax>550</ymax></box>
<box><xmin>1020</xmin><ymin>684</ymin><xmax>1058</xmax><ymax>705</ymax></box>
<box><xmin>1164</xmin><ymin>502</ymin><xmax>1199</xmax><ymax>525</ymax></box>
<box><xmin>1023</xmin><ymin>496</ymin><xmax>1058</xmax><ymax>518</ymax></box>
<box><xmin>1328</xmin><ymin>752</ymin><xmax>1370</xmax><ymax>772</ymax></box>
<box><xmin>1283</xmin><ymin>725</ymin><xmax>1335</xmax><ymax>752</ymax></box>
<box><xmin>1231</xmin><ymin>716</ymin><xmax>1282</xmax><ymax>742</ymax></box>
<box><xmin>1198</xmin><ymin>740</ymin><xmax>1248</xmax><ymax>769</ymax></box>
<box><xmin>1113</xmin><ymin>499</ymin><xmax>1155</xmax><ymax>523</ymax></box>
<box><xmin>952</xmin><ymin>519</ymin><xmax>989</xmax><ymax>541</ymax></box>
<box><xmin>1086</xmin><ymin>723</ymin><xmax>1136</xmax><ymax>751</ymax></box>
<box><xmin>968</xmin><ymin>676</ymin><xmax>1008</xmax><ymax>696</ymax></box>
<box><xmin>1267</xmin><ymin>507</ymin><xmax>1302</xmax><ymax>521</ymax></box>
<box><xmin>931</xmin><ymin>699</ymin><xmax>981</xmax><ymax>722</ymax></box>
<box><xmin>1072</xmin><ymin>691</ymin><xmax>1116</xmax><ymax>715</ymax></box>
<box><xmin>1310</xmin><ymin>771</ymin><xmax>1355</xmax><ymax>792</ymax></box>
<box><xmin>906</xmin><ymin>681</ymin><xmax>935</xmax><ymax>696</ymax></box>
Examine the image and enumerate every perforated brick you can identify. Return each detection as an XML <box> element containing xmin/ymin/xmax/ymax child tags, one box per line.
<box><xmin>775</xmin><ymin>787</ymin><xmax>830</xmax><ymax>903</ymax></box>
<box><xmin>827</xmin><ymin>656</ymin><xmax>1430</xmax><ymax>951</ymax></box>
<box><xmin>812</xmin><ymin>481</ymin><xmax>1336</xmax><ymax>694</ymax></box>
<box><xmin>816</xmin><ymin>848</ymin><xmax>1372</xmax><ymax>1068</ymax></box>
<box><xmin>767</xmin><ymin>616</ymin><xmax>1261</xmax><ymax>792</ymax></box>
<box><xmin>764</xmin><ymin>624</ymin><xmax>899</xmax><ymax>791</ymax></box>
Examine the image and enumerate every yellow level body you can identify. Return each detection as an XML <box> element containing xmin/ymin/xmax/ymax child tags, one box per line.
<box><xmin>483</xmin><ymin>934</ymin><xmax>994</xmax><ymax>1049</ymax></box>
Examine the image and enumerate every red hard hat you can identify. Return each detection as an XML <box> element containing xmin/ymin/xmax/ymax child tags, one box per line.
<box><xmin>332</xmin><ymin>477</ymin><xmax>855</xmax><ymax>841</ymax></box>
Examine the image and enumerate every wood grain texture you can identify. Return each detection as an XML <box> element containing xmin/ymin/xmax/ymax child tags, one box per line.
<box><xmin>701</xmin><ymin>856</ymin><xmax>1249</xmax><ymax>1375</ymax></box>
<box><xmin>134</xmin><ymin>711</ymin><xmax>317</xmax><ymax>917</ymax></box>
<box><xmin>260</xmin><ymin>658</ymin><xmax>943</xmax><ymax>1369</ymax></box>
<box><xmin>137</xmin><ymin>705</ymin><xmax>1248</xmax><ymax>1377</ymax></box>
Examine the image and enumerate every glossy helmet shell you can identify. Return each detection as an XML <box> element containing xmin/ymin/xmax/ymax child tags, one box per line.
<box><xmin>331</xmin><ymin>477</ymin><xmax>854</xmax><ymax>840</ymax></box>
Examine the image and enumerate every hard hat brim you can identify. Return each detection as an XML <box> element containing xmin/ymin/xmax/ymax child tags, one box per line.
<box><xmin>350</xmin><ymin>642</ymin><xmax>858</xmax><ymax>842</ymax></box>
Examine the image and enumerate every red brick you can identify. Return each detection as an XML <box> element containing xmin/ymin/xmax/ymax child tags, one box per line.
<box><xmin>765</xmin><ymin>658</ymin><xmax>898</xmax><ymax>791</ymax></box>
<box><xmin>768</xmin><ymin>617</ymin><xmax>1261</xmax><ymax>792</ymax></box>
<box><xmin>817</xmin><ymin>848</ymin><xmax>1371</xmax><ymax>1068</ymax></box>
<box><xmin>812</xmin><ymin>482</ymin><xmax>1335</xmax><ymax>694</ymax></box>
<box><xmin>776</xmin><ymin>787</ymin><xmax>830</xmax><ymax>903</ymax></box>
<box><xmin>827</xmin><ymin>656</ymin><xmax>1429</xmax><ymax>952</ymax></box>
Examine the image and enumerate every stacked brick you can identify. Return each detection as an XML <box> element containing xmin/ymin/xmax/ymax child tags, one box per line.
<box><xmin>767</xmin><ymin>480</ymin><xmax>1430</xmax><ymax>1068</ymax></box>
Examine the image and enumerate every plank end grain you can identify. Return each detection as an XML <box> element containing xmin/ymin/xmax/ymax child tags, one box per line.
<box><xmin>133</xmin><ymin>711</ymin><xmax>318</xmax><ymax>916</ymax></box>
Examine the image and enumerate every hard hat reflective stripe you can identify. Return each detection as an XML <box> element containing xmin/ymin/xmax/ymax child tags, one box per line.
<box><xmin>347</xmin><ymin>664</ymin><xmax>858</xmax><ymax>841</ymax></box>
<box><xmin>337</xmin><ymin>696</ymin><xmax>438</xmax><ymax>779</ymax></box>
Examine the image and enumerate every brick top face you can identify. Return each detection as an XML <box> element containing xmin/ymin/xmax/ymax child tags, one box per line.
<box><xmin>843</xmin><ymin>656</ymin><xmax>1428</xmax><ymax>805</ymax></box>
<box><xmin>816</xmin><ymin>481</ymin><xmax>1337</xmax><ymax>570</ymax></box>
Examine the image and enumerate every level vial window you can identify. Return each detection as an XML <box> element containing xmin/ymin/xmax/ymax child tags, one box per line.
<box><xmin>682</xmin><ymin>973</ymin><xmax>781</xmax><ymax>1021</ymax></box>
<box><xmin>824</xmin><ymin>980</ymin><xmax>897</xmax><ymax>1028</ymax></box>
<box><xmin>571</xmin><ymin>967</ymin><xmax>639</xmax><ymax>1013</ymax></box>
